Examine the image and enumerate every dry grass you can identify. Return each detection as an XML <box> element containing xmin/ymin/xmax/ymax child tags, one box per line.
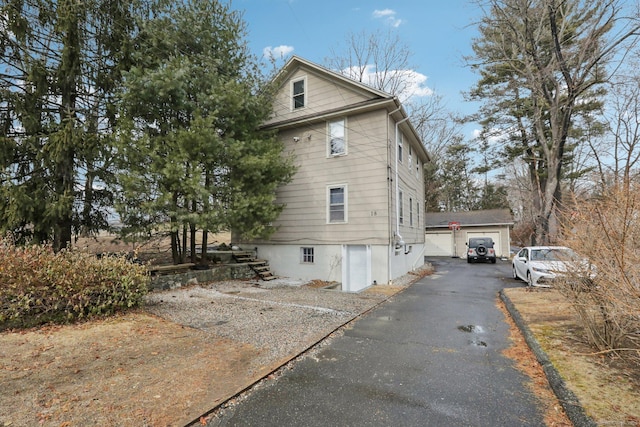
<box><xmin>504</xmin><ymin>287</ymin><xmax>640</xmax><ymax>426</ymax></box>
<box><xmin>0</xmin><ymin>312</ymin><xmax>266</xmax><ymax>427</ymax></box>
<box><xmin>74</xmin><ymin>231</ymin><xmax>232</xmax><ymax>265</ymax></box>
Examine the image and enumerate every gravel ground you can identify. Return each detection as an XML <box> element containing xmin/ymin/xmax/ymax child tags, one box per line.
<box><xmin>144</xmin><ymin>266</ymin><xmax>432</xmax><ymax>372</ymax></box>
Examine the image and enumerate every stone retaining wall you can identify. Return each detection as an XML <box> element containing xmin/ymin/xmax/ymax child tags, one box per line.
<box><xmin>150</xmin><ymin>264</ymin><xmax>256</xmax><ymax>291</ymax></box>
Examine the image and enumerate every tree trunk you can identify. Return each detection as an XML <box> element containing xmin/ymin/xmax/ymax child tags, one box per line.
<box><xmin>53</xmin><ymin>0</ymin><xmax>81</xmax><ymax>252</ymax></box>
<box><xmin>201</xmin><ymin>230</ymin><xmax>209</xmax><ymax>266</ymax></box>
<box><xmin>171</xmin><ymin>192</ymin><xmax>180</xmax><ymax>263</ymax></box>
<box><xmin>190</xmin><ymin>203</ymin><xmax>197</xmax><ymax>264</ymax></box>
<box><xmin>181</xmin><ymin>224</ymin><xmax>187</xmax><ymax>264</ymax></box>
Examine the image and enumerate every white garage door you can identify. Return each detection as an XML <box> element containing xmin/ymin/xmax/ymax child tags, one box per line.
<box><xmin>425</xmin><ymin>232</ymin><xmax>453</xmax><ymax>256</ymax></box>
<box><xmin>466</xmin><ymin>231</ymin><xmax>502</xmax><ymax>258</ymax></box>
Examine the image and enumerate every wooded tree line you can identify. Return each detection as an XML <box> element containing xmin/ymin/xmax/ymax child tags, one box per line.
<box><xmin>0</xmin><ymin>0</ymin><xmax>294</xmax><ymax>262</ymax></box>
<box><xmin>2</xmin><ymin>0</ymin><xmax>640</xmax><ymax>256</ymax></box>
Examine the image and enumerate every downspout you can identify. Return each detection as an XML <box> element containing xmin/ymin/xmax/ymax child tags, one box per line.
<box><xmin>394</xmin><ymin>116</ymin><xmax>409</xmax><ymax>248</ymax></box>
<box><xmin>387</xmin><ymin>108</ymin><xmax>400</xmax><ymax>284</ymax></box>
<box><xmin>388</xmin><ymin>106</ymin><xmax>408</xmax><ymax>284</ymax></box>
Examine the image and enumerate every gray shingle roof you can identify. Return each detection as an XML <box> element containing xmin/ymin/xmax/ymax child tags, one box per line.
<box><xmin>424</xmin><ymin>209</ymin><xmax>514</xmax><ymax>228</ymax></box>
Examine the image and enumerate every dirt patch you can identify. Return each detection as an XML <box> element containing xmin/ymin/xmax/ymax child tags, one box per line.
<box><xmin>0</xmin><ymin>312</ymin><xmax>272</xmax><ymax>427</ymax></box>
<box><xmin>364</xmin><ymin>285</ymin><xmax>406</xmax><ymax>296</ymax></box>
<box><xmin>303</xmin><ymin>280</ymin><xmax>337</xmax><ymax>289</ymax></box>
<box><xmin>504</xmin><ymin>287</ymin><xmax>640</xmax><ymax>426</ymax></box>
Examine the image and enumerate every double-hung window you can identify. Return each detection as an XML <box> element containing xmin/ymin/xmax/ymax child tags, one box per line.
<box><xmin>409</xmin><ymin>146</ymin><xmax>412</xmax><ymax>169</ymax></box>
<box><xmin>292</xmin><ymin>78</ymin><xmax>305</xmax><ymax>109</ymax></box>
<box><xmin>398</xmin><ymin>190</ymin><xmax>404</xmax><ymax>224</ymax></box>
<box><xmin>409</xmin><ymin>197</ymin><xmax>413</xmax><ymax>226</ymax></box>
<box><xmin>398</xmin><ymin>132</ymin><xmax>404</xmax><ymax>164</ymax></box>
<box><xmin>328</xmin><ymin>119</ymin><xmax>346</xmax><ymax>156</ymax></box>
<box><xmin>328</xmin><ymin>185</ymin><xmax>346</xmax><ymax>223</ymax></box>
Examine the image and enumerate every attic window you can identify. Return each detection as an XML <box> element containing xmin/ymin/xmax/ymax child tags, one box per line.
<box><xmin>292</xmin><ymin>78</ymin><xmax>305</xmax><ymax>109</ymax></box>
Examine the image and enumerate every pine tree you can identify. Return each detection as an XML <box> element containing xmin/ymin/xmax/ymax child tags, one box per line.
<box><xmin>468</xmin><ymin>0</ymin><xmax>639</xmax><ymax>244</ymax></box>
<box><xmin>115</xmin><ymin>0</ymin><xmax>294</xmax><ymax>263</ymax></box>
<box><xmin>0</xmin><ymin>0</ymin><xmax>139</xmax><ymax>249</ymax></box>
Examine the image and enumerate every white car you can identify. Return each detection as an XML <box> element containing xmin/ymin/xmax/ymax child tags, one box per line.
<box><xmin>512</xmin><ymin>246</ymin><xmax>580</xmax><ymax>287</ymax></box>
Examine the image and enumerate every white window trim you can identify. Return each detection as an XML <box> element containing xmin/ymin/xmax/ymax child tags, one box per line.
<box><xmin>291</xmin><ymin>76</ymin><xmax>307</xmax><ymax>110</ymax></box>
<box><xmin>327</xmin><ymin>183</ymin><xmax>348</xmax><ymax>224</ymax></box>
<box><xmin>327</xmin><ymin>118</ymin><xmax>347</xmax><ymax>157</ymax></box>
<box><xmin>398</xmin><ymin>132</ymin><xmax>404</xmax><ymax>164</ymax></box>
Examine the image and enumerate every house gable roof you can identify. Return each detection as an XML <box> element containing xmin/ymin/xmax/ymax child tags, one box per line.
<box><xmin>274</xmin><ymin>55</ymin><xmax>392</xmax><ymax>100</ymax></box>
<box><xmin>424</xmin><ymin>209</ymin><xmax>514</xmax><ymax>228</ymax></box>
<box><xmin>265</xmin><ymin>55</ymin><xmax>429</xmax><ymax>162</ymax></box>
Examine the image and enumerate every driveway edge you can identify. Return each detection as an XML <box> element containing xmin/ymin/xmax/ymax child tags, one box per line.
<box><xmin>499</xmin><ymin>290</ymin><xmax>597</xmax><ymax>427</ymax></box>
<box><xmin>184</xmin><ymin>284</ymin><xmax>414</xmax><ymax>427</ymax></box>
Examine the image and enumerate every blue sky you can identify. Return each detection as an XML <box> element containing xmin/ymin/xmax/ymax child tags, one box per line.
<box><xmin>231</xmin><ymin>0</ymin><xmax>483</xmax><ymax>140</ymax></box>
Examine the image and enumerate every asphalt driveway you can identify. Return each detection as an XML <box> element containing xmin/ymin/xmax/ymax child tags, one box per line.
<box><xmin>202</xmin><ymin>257</ymin><xmax>543</xmax><ymax>426</ymax></box>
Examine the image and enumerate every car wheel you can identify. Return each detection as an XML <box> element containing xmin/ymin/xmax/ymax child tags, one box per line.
<box><xmin>467</xmin><ymin>257</ymin><xmax>472</xmax><ymax>263</ymax></box>
<box><xmin>476</xmin><ymin>245</ymin><xmax>487</xmax><ymax>256</ymax></box>
<box><xmin>512</xmin><ymin>266</ymin><xmax>518</xmax><ymax>280</ymax></box>
<box><xmin>491</xmin><ymin>258</ymin><xmax>496</xmax><ymax>264</ymax></box>
<box><xmin>526</xmin><ymin>271</ymin><xmax>533</xmax><ymax>287</ymax></box>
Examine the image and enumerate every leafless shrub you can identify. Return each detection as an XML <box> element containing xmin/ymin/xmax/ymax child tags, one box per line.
<box><xmin>557</xmin><ymin>183</ymin><xmax>640</xmax><ymax>365</ymax></box>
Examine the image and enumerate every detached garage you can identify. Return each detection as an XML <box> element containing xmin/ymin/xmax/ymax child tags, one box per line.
<box><xmin>424</xmin><ymin>209</ymin><xmax>514</xmax><ymax>259</ymax></box>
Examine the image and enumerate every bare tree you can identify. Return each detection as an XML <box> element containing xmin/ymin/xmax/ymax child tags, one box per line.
<box><xmin>327</xmin><ymin>30</ymin><xmax>472</xmax><ymax>212</ymax></box>
<box><xmin>469</xmin><ymin>0</ymin><xmax>640</xmax><ymax>244</ymax></box>
<box><xmin>326</xmin><ymin>29</ymin><xmax>415</xmax><ymax>98</ymax></box>
<box><xmin>601</xmin><ymin>57</ymin><xmax>640</xmax><ymax>189</ymax></box>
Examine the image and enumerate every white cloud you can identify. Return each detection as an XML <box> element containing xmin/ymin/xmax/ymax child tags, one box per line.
<box><xmin>372</xmin><ymin>9</ymin><xmax>403</xmax><ymax>28</ymax></box>
<box><xmin>402</xmin><ymin>70</ymin><xmax>433</xmax><ymax>98</ymax></box>
<box><xmin>263</xmin><ymin>45</ymin><xmax>295</xmax><ymax>61</ymax></box>
<box><xmin>343</xmin><ymin>64</ymin><xmax>433</xmax><ymax>102</ymax></box>
<box><xmin>372</xmin><ymin>9</ymin><xmax>395</xmax><ymax>18</ymax></box>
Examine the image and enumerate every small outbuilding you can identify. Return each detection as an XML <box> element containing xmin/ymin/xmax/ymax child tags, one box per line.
<box><xmin>424</xmin><ymin>209</ymin><xmax>514</xmax><ymax>259</ymax></box>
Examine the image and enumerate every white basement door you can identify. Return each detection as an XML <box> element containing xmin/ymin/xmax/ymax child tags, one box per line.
<box><xmin>343</xmin><ymin>245</ymin><xmax>370</xmax><ymax>292</ymax></box>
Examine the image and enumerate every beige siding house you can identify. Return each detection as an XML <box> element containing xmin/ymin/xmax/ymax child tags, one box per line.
<box><xmin>238</xmin><ymin>56</ymin><xmax>429</xmax><ymax>291</ymax></box>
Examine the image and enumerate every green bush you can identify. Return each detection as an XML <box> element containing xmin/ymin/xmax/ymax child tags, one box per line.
<box><xmin>0</xmin><ymin>240</ymin><xmax>150</xmax><ymax>330</ymax></box>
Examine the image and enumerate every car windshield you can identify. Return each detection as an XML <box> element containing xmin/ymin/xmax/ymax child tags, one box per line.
<box><xmin>530</xmin><ymin>248</ymin><xmax>577</xmax><ymax>261</ymax></box>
